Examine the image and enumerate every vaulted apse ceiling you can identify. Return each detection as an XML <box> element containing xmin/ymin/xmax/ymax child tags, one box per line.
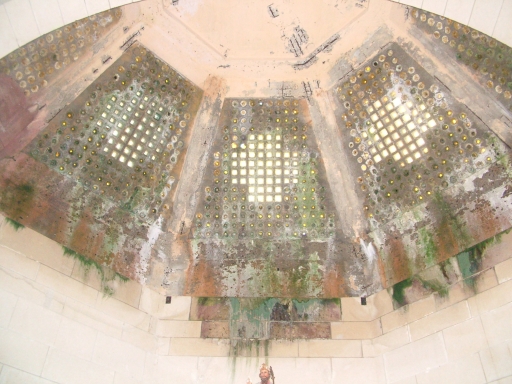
<box><xmin>0</xmin><ymin>0</ymin><xmax>511</xmax><ymax>299</ymax></box>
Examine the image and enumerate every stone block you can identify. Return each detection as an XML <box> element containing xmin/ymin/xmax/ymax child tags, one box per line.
<box><xmin>268</xmin><ymin>339</ymin><xmax>299</xmax><ymax>357</ymax></box>
<box><xmin>331</xmin><ymin>356</ymin><xmax>386</xmax><ymax>384</ymax></box>
<box><xmin>84</xmin><ymin>0</ymin><xmax>110</xmax><ymax>16</ymax></box>
<box><xmin>434</xmin><ymin>281</ymin><xmax>473</xmax><ymax>311</ymax></box>
<box><xmin>341</xmin><ymin>289</ymin><xmax>393</xmax><ymax>321</ymax></box>
<box><xmin>471</xmin><ymin>279</ymin><xmax>512</xmax><ymax>314</ymax></box>
<box><xmin>0</xmin><ymin>246</ymin><xmax>40</xmax><ymax>280</ymax></box>
<box><xmin>493</xmin><ymin>0</ymin><xmax>512</xmax><ymax>48</ymax></box>
<box><xmin>62</xmin><ymin>297</ymin><xmax>124</xmax><ymax>339</ymax></box>
<box><xmin>495</xmin><ymin>258</ymin><xmax>512</xmax><ymax>283</ymax></box>
<box><xmin>0</xmin><ymin>328</ymin><xmax>48</xmax><ymax>376</ymax></box>
<box><xmin>444</xmin><ymin>0</ymin><xmax>475</xmax><ymax>25</ymax></box>
<box><xmin>155</xmin><ymin>319</ymin><xmax>202</xmax><ymax>338</ymax></box>
<box><xmin>474</xmin><ymin>268</ymin><xmax>499</xmax><ymax>293</ymax></box>
<box><xmin>9</xmin><ymin>298</ymin><xmax>62</xmax><ymax>345</ymax></box>
<box><xmin>69</xmin><ymin>260</ymin><xmax>103</xmax><ymax>292</ymax></box>
<box><xmin>481</xmin><ymin>231</ymin><xmax>512</xmax><ymax>271</ymax></box>
<box><xmin>71</xmin><ymin>263</ymin><xmax>142</xmax><ymax>308</ymax></box>
<box><xmin>231</xmin><ymin>319</ymin><xmax>268</xmax><ymax>339</ymax></box>
<box><xmin>290</xmin><ymin>299</ymin><xmax>341</xmax><ymax>322</ymax></box>
<box><xmin>480</xmin><ymin>301</ymin><xmax>512</xmax><ymax>346</ymax></box>
<box><xmin>42</xmin><ymin>347</ymin><xmax>115</xmax><ymax>384</ymax></box>
<box><xmin>108</xmin><ymin>278</ymin><xmax>142</xmax><ymax>309</ymax></box>
<box><xmin>259</xmin><ymin>357</ymin><xmax>333</xmax><ymax>383</ymax></box>
<box><xmin>480</xmin><ymin>339</ymin><xmax>512</xmax><ymax>382</ymax></box>
<box><xmin>422</xmin><ymin>0</ymin><xmax>448</xmax><ymax>16</ymax></box>
<box><xmin>362</xmin><ymin>325</ymin><xmax>411</xmax><ymax>358</ymax></box>
<box><xmin>160</xmin><ymin>296</ymin><xmax>192</xmax><ymax>320</ymax></box>
<box><xmin>390</xmin><ymin>377</ymin><xmax>420</xmax><ymax>384</ymax></box>
<box><xmin>0</xmin><ymin>365</ymin><xmax>55</xmax><ymax>384</ymax></box>
<box><xmin>36</xmin><ymin>265</ymin><xmax>98</xmax><ymax>307</ymax></box>
<box><xmin>0</xmin><ymin>223</ymin><xmax>75</xmax><ymax>276</ymax></box>
<box><xmin>0</xmin><ymin>288</ymin><xmax>17</xmax><ymax>328</ymax></box>
<box><xmin>0</xmin><ymin>267</ymin><xmax>66</xmax><ymax>314</ymax></box>
<box><xmin>298</xmin><ymin>339</ymin><xmax>362</xmax><ymax>358</ymax></box>
<box><xmin>468</xmin><ymin>0</ymin><xmax>502</xmax><ymax>36</ymax></box>
<box><xmin>138</xmin><ymin>286</ymin><xmax>164</xmax><ymax>316</ymax></box>
<box><xmin>201</xmin><ymin>321</ymin><xmax>229</xmax><ymax>338</ymax></box>
<box><xmin>399</xmin><ymin>0</ymin><xmax>424</xmax><ymax>10</ymax></box>
<box><xmin>381</xmin><ymin>296</ymin><xmax>436</xmax><ymax>333</ymax></box>
<box><xmin>122</xmin><ymin>325</ymin><xmax>158</xmax><ymax>352</ymax></box>
<box><xmin>409</xmin><ymin>300</ymin><xmax>470</xmax><ymax>341</ymax></box>
<box><xmin>95</xmin><ymin>295</ymin><xmax>151</xmax><ymax>332</ymax></box>
<box><xmin>416</xmin><ymin>353</ymin><xmax>486</xmax><ymax>384</ymax></box>
<box><xmin>383</xmin><ymin>332</ymin><xmax>448</xmax><ymax>383</ymax></box>
<box><xmin>168</xmin><ymin>338</ymin><xmax>230</xmax><ymax>357</ymax></box>
<box><xmin>489</xmin><ymin>377</ymin><xmax>512</xmax><ymax>384</ymax></box>
<box><xmin>113</xmin><ymin>371</ymin><xmax>142</xmax><ymax>384</ymax></box>
<box><xmin>156</xmin><ymin>337</ymin><xmax>171</xmax><ymax>355</ymax></box>
<box><xmin>31</xmin><ymin>0</ymin><xmax>63</xmax><ymax>35</ymax></box>
<box><xmin>144</xmin><ymin>355</ymin><xmax>199</xmax><ymax>383</ymax></box>
<box><xmin>442</xmin><ymin>316</ymin><xmax>487</xmax><ymax>361</ymax></box>
<box><xmin>54</xmin><ymin>317</ymin><xmax>97</xmax><ymax>361</ymax></box>
<box><xmin>269</xmin><ymin>322</ymin><xmax>331</xmax><ymax>339</ymax></box>
<box><xmin>331</xmin><ymin>319</ymin><xmax>382</xmax><ymax>340</ymax></box>
<box><xmin>3</xmin><ymin>0</ymin><xmax>40</xmax><ymax>47</ymax></box>
<box><xmin>56</xmin><ymin>0</ymin><xmax>88</xmax><ymax>24</ymax></box>
<box><xmin>190</xmin><ymin>297</ymin><xmax>230</xmax><ymax>321</ymax></box>
<box><xmin>91</xmin><ymin>333</ymin><xmax>146</xmax><ymax>379</ymax></box>
<box><xmin>0</xmin><ymin>6</ymin><xmax>18</xmax><ymax>59</ymax></box>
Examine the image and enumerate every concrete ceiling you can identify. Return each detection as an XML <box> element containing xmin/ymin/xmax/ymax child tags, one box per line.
<box><xmin>0</xmin><ymin>0</ymin><xmax>511</xmax><ymax>300</ymax></box>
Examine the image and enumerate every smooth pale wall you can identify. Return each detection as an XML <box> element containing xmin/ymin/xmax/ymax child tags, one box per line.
<box><xmin>0</xmin><ymin>0</ymin><xmax>142</xmax><ymax>59</ymax></box>
<box><xmin>0</xmin><ymin>215</ymin><xmax>512</xmax><ymax>384</ymax></box>
<box><xmin>392</xmin><ymin>0</ymin><xmax>512</xmax><ymax>48</ymax></box>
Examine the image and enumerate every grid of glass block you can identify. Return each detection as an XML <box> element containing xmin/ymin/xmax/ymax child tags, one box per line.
<box><xmin>366</xmin><ymin>93</ymin><xmax>433</xmax><ymax>166</ymax></box>
<box><xmin>100</xmin><ymin>92</ymin><xmax>167</xmax><ymax>168</ymax></box>
<box><xmin>230</xmin><ymin>133</ymin><xmax>301</xmax><ymax>203</ymax></box>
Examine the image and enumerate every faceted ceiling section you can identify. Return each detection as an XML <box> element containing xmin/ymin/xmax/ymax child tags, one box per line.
<box><xmin>0</xmin><ymin>9</ymin><xmax>122</xmax><ymax>97</ymax></box>
<box><xmin>410</xmin><ymin>9</ymin><xmax>512</xmax><ymax>113</ymax></box>
<box><xmin>187</xmin><ymin>98</ymin><xmax>358</xmax><ymax>298</ymax></box>
<box><xmin>332</xmin><ymin>43</ymin><xmax>511</xmax><ymax>287</ymax></box>
<box><xmin>335</xmin><ymin>42</ymin><xmax>504</xmax><ymax>224</ymax></box>
<box><xmin>0</xmin><ymin>44</ymin><xmax>203</xmax><ymax>280</ymax></box>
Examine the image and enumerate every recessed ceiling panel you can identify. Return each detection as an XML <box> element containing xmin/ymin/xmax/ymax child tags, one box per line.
<box><xmin>334</xmin><ymin>43</ymin><xmax>502</xmax><ymax>225</ymax></box>
<box><xmin>0</xmin><ymin>44</ymin><xmax>203</xmax><ymax>279</ymax></box>
<box><xmin>186</xmin><ymin>98</ymin><xmax>357</xmax><ymax>298</ymax></box>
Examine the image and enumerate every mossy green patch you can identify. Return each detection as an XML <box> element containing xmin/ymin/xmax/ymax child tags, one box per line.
<box><xmin>62</xmin><ymin>246</ymin><xmax>128</xmax><ymax>296</ymax></box>
<box><xmin>0</xmin><ymin>183</ymin><xmax>36</xmax><ymax>219</ymax></box>
<box><xmin>456</xmin><ymin>228</ymin><xmax>510</xmax><ymax>289</ymax></box>
<box><xmin>197</xmin><ymin>297</ymin><xmax>225</xmax><ymax>306</ymax></box>
<box><xmin>432</xmin><ymin>192</ymin><xmax>472</xmax><ymax>251</ymax></box>
<box><xmin>419</xmin><ymin>278</ymin><xmax>449</xmax><ymax>298</ymax></box>
<box><xmin>391</xmin><ymin>278</ymin><xmax>413</xmax><ymax>307</ymax></box>
<box><xmin>419</xmin><ymin>227</ymin><xmax>437</xmax><ymax>267</ymax></box>
<box><xmin>5</xmin><ymin>217</ymin><xmax>25</xmax><ymax>231</ymax></box>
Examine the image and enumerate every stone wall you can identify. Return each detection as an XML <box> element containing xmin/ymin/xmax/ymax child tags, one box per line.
<box><xmin>390</xmin><ymin>0</ymin><xmax>512</xmax><ymax>48</ymax></box>
<box><xmin>0</xmin><ymin>214</ymin><xmax>511</xmax><ymax>383</ymax></box>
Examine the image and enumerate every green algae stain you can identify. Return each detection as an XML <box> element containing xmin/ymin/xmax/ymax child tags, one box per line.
<box><xmin>4</xmin><ymin>217</ymin><xmax>25</xmax><ymax>231</ymax></box>
<box><xmin>391</xmin><ymin>278</ymin><xmax>413</xmax><ymax>307</ymax></box>
<box><xmin>419</xmin><ymin>227</ymin><xmax>437</xmax><ymax>267</ymax></box>
<box><xmin>0</xmin><ymin>183</ymin><xmax>36</xmax><ymax>219</ymax></box>
<box><xmin>456</xmin><ymin>228</ymin><xmax>510</xmax><ymax>289</ymax></box>
<box><xmin>419</xmin><ymin>278</ymin><xmax>448</xmax><ymax>298</ymax></box>
<box><xmin>432</xmin><ymin>192</ymin><xmax>472</xmax><ymax>252</ymax></box>
<box><xmin>62</xmin><ymin>246</ymin><xmax>128</xmax><ymax>296</ymax></box>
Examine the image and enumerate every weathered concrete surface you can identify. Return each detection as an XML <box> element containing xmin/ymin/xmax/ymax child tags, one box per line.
<box><xmin>0</xmin><ymin>0</ymin><xmax>511</xmax><ymax>302</ymax></box>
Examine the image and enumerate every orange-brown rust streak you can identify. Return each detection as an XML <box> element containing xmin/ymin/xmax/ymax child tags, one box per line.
<box><xmin>323</xmin><ymin>267</ymin><xmax>346</xmax><ymax>297</ymax></box>
<box><xmin>386</xmin><ymin>233</ymin><xmax>410</xmax><ymax>287</ymax></box>
<box><xmin>183</xmin><ymin>241</ymin><xmax>223</xmax><ymax>296</ymax></box>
